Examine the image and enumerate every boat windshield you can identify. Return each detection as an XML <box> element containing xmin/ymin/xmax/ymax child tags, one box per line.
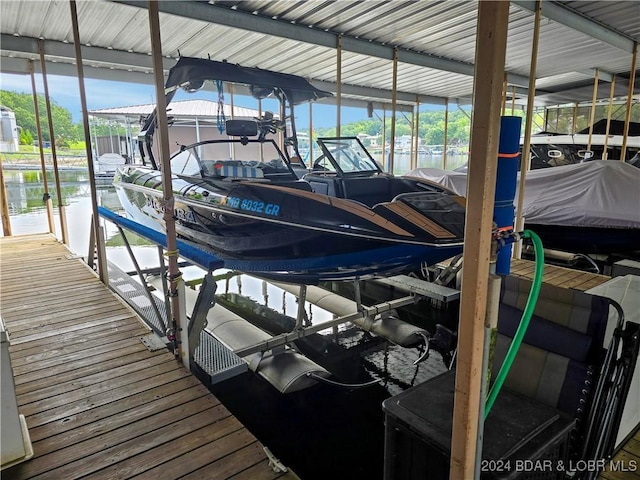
<box><xmin>314</xmin><ymin>137</ymin><xmax>382</xmax><ymax>175</ymax></box>
<box><xmin>170</xmin><ymin>139</ymin><xmax>295</xmax><ymax>179</ymax></box>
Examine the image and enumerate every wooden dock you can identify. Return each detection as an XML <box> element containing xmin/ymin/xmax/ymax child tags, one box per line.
<box><xmin>0</xmin><ymin>234</ymin><xmax>298</xmax><ymax>480</ymax></box>
<box><xmin>510</xmin><ymin>258</ymin><xmax>611</xmax><ymax>291</ymax></box>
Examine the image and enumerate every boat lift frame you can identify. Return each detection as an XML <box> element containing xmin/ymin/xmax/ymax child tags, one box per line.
<box><xmin>91</xmin><ymin>207</ymin><xmax>461</xmax><ymax>378</ymax></box>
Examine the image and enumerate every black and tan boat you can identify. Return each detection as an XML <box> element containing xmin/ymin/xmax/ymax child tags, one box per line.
<box><xmin>113</xmin><ymin>57</ymin><xmax>465</xmax><ymax>282</ymax></box>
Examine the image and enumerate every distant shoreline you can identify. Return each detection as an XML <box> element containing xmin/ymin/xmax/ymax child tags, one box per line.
<box><xmin>1</xmin><ymin>163</ymin><xmax>88</xmax><ymax>171</ymax></box>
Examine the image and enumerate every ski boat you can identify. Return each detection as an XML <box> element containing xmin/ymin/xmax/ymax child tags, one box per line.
<box><xmin>114</xmin><ymin>57</ymin><xmax>465</xmax><ymax>282</ymax></box>
<box><xmin>453</xmin><ymin>120</ymin><xmax>640</xmax><ymax>172</ymax></box>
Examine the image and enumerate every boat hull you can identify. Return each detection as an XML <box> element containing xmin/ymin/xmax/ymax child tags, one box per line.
<box><xmin>524</xmin><ymin>224</ymin><xmax>640</xmax><ymax>255</ymax></box>
<box><xmin>113</xmin><ymin>166</ymin><xmax>465</xmax><ymax>281</ymax></box>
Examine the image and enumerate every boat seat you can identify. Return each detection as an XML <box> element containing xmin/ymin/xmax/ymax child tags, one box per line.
<box><xmin>217</xmin><ymin>164</ymin><xmax>264</xmax><ymax>179</ymax></box>
<box><xmin>494</xmin><ymin>275</ymin><xmax>612</xmax><ymax>459</ymax></box>
<box><xmin>303</xmin><ymin>173</ymin><xmax>341</xmax><ymax>197</ymax></box>
<box><xmin>340</xmin><ymin>175</ymin><xmax>391</xmax><ymax>206</ymax></box>
<box><xmin>202</xmin><ymin>160</ymin><xmax>265</xmax><ymax>179</ymax></box>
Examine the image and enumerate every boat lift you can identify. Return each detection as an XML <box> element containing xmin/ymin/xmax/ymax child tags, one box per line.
<box><xmin>93</xmin><ymin>207</ymin><xmax>461</xmax><ymax>392</ymax></box>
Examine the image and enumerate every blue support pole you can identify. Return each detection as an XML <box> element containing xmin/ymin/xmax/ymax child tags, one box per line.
<box><xmin>494</xmin><ymin>116</ymin><xmax>522</xmax><ymax>275</ymax></box>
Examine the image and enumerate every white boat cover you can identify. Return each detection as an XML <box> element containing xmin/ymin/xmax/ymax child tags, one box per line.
<box><xmin>406</xmin><ymin>160</ymin><xmax>640</xmax><ymax>229</ymax></box>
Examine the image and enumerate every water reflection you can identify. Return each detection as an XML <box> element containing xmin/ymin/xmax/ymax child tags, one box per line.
<box><xmin>3</xmin><ymin>169</ymin><xmax>96</xmax><ymax>214</ymax></box>
<box><xmin>1</xmin><ymin>169</ymin><xmax>143</xmax><ymax>265</ymax></box>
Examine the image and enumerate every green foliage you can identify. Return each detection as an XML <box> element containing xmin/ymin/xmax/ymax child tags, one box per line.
<box><xmin>312</xmin><ymin>109</ymin><xmax>474</xmax><ymax>146</ymax></box>
<box><xmin>19</xmin><ymin>128</ymin><xmax>34</xmax><ymax>145</ymax></box>
<box><xmin>1</xmin><ymin>90</ymin><xmax>79</xmax><ymax>143</ymax></box>
<box><xmin>90</xmin><ymin>117</ymin><xmax>129</xmax><ymax>137</ymax></box>
<box><xmin>3</xmin><ymin>88</ymin><xmax>637</xmax><ymax>154</ymax></box>
<box><xmin>543</xmin><ymin>104</ymin><xmax>640</xmax><ymax>134</ymax></box>
<box><xmin>105</xmin><ymin>231</ymin><xmax>152</xmax><ymax>247</ymax></box>
<box><xmin>67</xmin><ymin>141</ymin><xmax>87</xmax><ymax>151</ymax></box>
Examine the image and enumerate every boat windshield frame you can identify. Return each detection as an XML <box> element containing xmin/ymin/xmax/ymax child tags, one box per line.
<box><xmin>314</xmin><ymin>137</ymin><xmax>384</xmax><ymax>176</ymax></box>
<box><xmin>139</xmin><ymin>57</ymin><xmax>333</xmax><ymax>171</ymax></box>
<box><xmin>169</xmin><ymin>138</ymin><xmax>299</xmax><ymax>180</ymax></box>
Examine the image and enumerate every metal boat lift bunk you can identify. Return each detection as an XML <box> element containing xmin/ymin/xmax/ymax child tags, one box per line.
<box><xmin>94</xmin><ymin>207</ymin><xmax>461</xmax><ymax>392</ymax></box>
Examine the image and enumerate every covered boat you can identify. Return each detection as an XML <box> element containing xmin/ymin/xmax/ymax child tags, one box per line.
<box><xmin>114</xmin><ymin>57</ymin><xmax>465</xmax><ymax>282</ymax></box>
<box><xmin>526</xmin><ymin>120</ymin><xmax>640</xmax><ymax>168</ymax></box>
<box><xmin>406</xmin><ymin>160</ymin><xmax>640</xmax><ymax>254</ymax></box>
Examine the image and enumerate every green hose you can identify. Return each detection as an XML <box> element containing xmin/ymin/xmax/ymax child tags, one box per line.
<box><xmin>484</xmin><ymin>229</ymin><xmax>544</xmax><ymax>419</ymax></box>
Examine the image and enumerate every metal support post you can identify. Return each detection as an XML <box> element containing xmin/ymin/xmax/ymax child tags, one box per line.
<box><xmin>295</xmin><ymin>285</ymin><xmax>307</xmax><ymax>331</ymax></box>
<box><xmin>189</xmin><ymin>273</ymin><xmax>217</xmax><ymax>359</ymax></box>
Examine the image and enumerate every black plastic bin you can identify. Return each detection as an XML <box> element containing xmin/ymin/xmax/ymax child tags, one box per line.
<box><xmin>383</xmin><ymin>371</ymin><xmax>574</xmax><ymax>480</ymax></box>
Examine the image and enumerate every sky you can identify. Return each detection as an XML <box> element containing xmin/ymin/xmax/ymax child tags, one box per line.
<box><xmin>0</xmin><ymin>72</ymin><xmax>370</xmax><ymax>130</ymax></box>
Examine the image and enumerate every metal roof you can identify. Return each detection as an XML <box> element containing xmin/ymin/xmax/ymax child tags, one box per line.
<box><xmin>1</xmin><ymin>0</ymin><xmax>638</xmax><ymax>108</ymax></box>
<box><xmin>89</xmin><ymin>99</ymin><xmax>261</xmax><ymax>121</ymax></box>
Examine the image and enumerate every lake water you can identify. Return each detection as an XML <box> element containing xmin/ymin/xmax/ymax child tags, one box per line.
<box><xmin>1</xmin><ymin>168</ymin><xmax>169</xmax><ymax>272</ymax></box>
<box><xmin>378</xmin><ymin>151</ymin><xmax>468</xmax><ymax>175</ymax></box>
<box><xmin>1</xmin><ymin>165</ymin><xmax>457</xmax><ymax>480</ymax></box>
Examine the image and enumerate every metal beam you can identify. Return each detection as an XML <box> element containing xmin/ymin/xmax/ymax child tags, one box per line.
<box><xmin>309</xmin><ymin>79</ymin><xmax>445</xmax><ymax>106</ymax></box>
<box><xmin>0</xmin><ymin>54</ymin><xmax>157</xmax><ymax>85</ymax></box>
<box><xmin>0</xmin><ymin>33</ymin><xmax>170</xmax><ymax>71</ymax></box>
<box><xmin>534</xmin><ymin>79</ymin><xmax>635</xmax><ymax>106</ymax></box>
<box><xmin>1</xmin><ymin>45</ymin><xmax>428</xmax><ymax>111</ymax></box>
<box><xmin>578</xmin><ymin>69</ymin><xmax>618</xmax><ymax>85</ymax></box>
<box><xmin>112</xmin><ymin>0</ymin><xmax>530</xmax><ymax>87</ymax></box>
<box><xmin>313</xmin><ymin>95</ymin><xmax>414</xmax><ymax>113</ymax></box>
<box><xmin>513</xmin><ymin>0</ymin><xmax>636</xmax><ymax>53</ymax></box>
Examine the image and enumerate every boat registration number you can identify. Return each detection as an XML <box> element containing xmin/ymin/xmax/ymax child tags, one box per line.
<box><xmin>146</xmin><ymin>196</ymin><xmax>196</xmax><ymax>222</ymax></box>
<box><xmin>222</xmin><ymin>196</ymin><xmax>280</xmax><ymax>216</ymax></box>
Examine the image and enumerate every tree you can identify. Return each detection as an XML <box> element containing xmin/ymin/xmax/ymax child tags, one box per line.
<box><xmin>0</xmin><ymin>90</ymin><xmax>80</xmax><ymax>144</ymax></box>
<box><xmin>19</xmin><ymin>128</ymin><xmax>33</xmax><ymax>145</ymax></box>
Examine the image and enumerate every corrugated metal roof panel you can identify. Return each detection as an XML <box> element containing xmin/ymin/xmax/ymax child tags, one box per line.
<box><xmin>89</xmin><ymin>99</ymin><xmax>260</xmax><ymax>118</ymax></box>
<box><xmin>561</xmin><ymin>1</ymin><xmax>640</xmax><ymax>39</ymax></box>
<box><xmin>1</xmin><ymin>0</ymin><xmax>638</xmax><ymax>107</ymax></box>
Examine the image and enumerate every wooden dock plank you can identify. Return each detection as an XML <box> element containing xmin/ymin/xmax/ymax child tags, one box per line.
<box><xmin>179</xmin><ymin>442</ymin><xmax>271</xmax><ymax>480</ymax></box>
<box><xmin>94</xmin><ymin>420</ymin><xmax>251</xmax><ymax>480</ymax></box>
<box><xmin>16</xmin><ymin>350</ymin><xmax>167</xmax><ymax>403</ymax></box>
<box><xmin>6</xmin><ymin>302</ymin><xmax>131</xmax><ymax>335</ymax></box>
<box><xmin>1</xmin><ymin>234</ymin><xmax>296</xmax><ymax>479</ymax></box>
<box><xmin>625</xmin><ymin>436</ymin><xmax>640</xmax><ymax>458</ymax></box>
<box><xmin>13</xmin><ymin>336</ymin><xmax>148</xmax><ymax>375</ymax></box>
<box><xmin>27</xmin><ymin>378</ymin><xmax>207</xmax><ymax>443</ymax></box>
<box><xmin>7</xmin><ymin>319</ymin><xmax>147</xmax><ymax>358</ymax></box>
<box><xmin>123</xmin><ymin>428</ymin><xmax>257</xmax><ymax>480</ymax></box>
<box><xmin>510</xmin><ymin>258</ymin><xmax>610</xmax><ymax>291</ymax></box>
<box><xmin>6</xmin><ymin>296</ymin><xmax>133</xmax><ymax>325</ymax></box>
<box><xmin>20</xmin><ymin>360</ymin><xmax>184</xmax><ymax>419</ymax></box>
<box><xmin>12</xmin><ymin>400</ymin><xmax>231</xmax><ymax>479</ymax></box>
<box><xmin>12</xmin><ymin>333</ymin><xmax>148</xmax><ymax>373</ymax></box>
<box><xmin>228</xmin><ymin>459</ymin><xmax>298</xmax><ymax>480</ymax></box>
<box><xmin>32</xmin><ymin>386</ymin><xmax>211</xmax><ymax>458</ymax></box>
<box><xmin>1</xmin><ymin>288</ymin><xmax>113</xmax><ymax>314</ymax></box>
<box><xmin>7</xmin><ymin>313</ymin><xmax>140</xmax><ymax>344</ymax></box>
<box><xmin>599</xmin><ymin>428</ymin><xmax>640</xmax><ymax>479</ymax></box>
<box><xmin>30</xmin><ymin>409</ymin><xmax>241</xmax><ymax>480</ymax></box>
<box><xmin>0</xmin><ymin>270</ymin><xmax>99</xmax><ymax>295</ymax></box>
